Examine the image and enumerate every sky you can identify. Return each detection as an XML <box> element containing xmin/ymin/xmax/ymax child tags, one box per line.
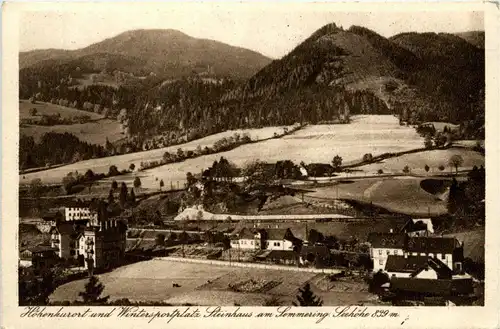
<box><xmin>19</xmin><ymin>4</ymin><xmax>484</xmax><ymax>59</ymax></box>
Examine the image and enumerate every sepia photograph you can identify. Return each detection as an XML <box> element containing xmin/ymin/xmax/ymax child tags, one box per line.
<box><xmin>10</xmin><ymin>2</ymin><xmax>487</xmax><ymax>311</ymax></box>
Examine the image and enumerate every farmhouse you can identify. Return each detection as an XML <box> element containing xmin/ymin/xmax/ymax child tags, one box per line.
<box><xmin>385</xmin><ymin>255</ymin><xmax>453</xmax><ymax>279</ymax></box>
<box><xmin>230</xmin><ymin>227</ymin><xmax>262</xmax><ymax>250</ymax></box>
<box><xmin>400</xmin><ymin>218</ymin><xmax>434</xmax><ymax>237</ymax></box>
<box><xmin>368</xmin><ymin>232</ymin><xmax>407</xmax><ymax>271</ymax></box>
<box><xmin>19</xmin><ymin>245</ymin><xmax>59</xmax><ymax>272</ymax></box>
<box><xmin>368</xmin><ymin>232</ymin><xmax>464</xmax><ymax>273</ymax></box>
<box><xmin>230</xmin><ymin>227</ymin><xmax>300</xmax><ymax>251</ymax></box>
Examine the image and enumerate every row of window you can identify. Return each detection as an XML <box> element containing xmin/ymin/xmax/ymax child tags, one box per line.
<box><xmin>377</xmin><ymin>249</ymin><xmax>447</xmax><ymax>260</ymax></box>
<box><xmin>235</xmin><ymin>240</ymin><xmax>282</xmax><ymax>247</ymax></box>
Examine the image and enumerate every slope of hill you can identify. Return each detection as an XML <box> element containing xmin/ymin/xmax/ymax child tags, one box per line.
<box><xmin>390</xmin><ymin>32</ymin><xmax>484</xmax><ymax>123</ymax></box>
<box><xmin>454</xmin><ymin>31</ymin><xmax>485</xmax><ymax>49</ymax></box>
<box><xmin>20</xmin><ymin>29</ymin><xmax>271</xmax><ymax>79</ymax></box>
<box><xmin>19</xmin><ymin>49</ymin><xmax>74</xmax><ymax>69</ymax></box>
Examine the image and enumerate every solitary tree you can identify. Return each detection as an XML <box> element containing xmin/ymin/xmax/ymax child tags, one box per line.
<box><xmin>129</xmin><ymin>163</ymin><xmax>135</xmax><ymax>171</ymax></box>
<box><xmin>332</xmin><ymin>155</ymin><xmax>343</xmax><ymax>171</ymax></box>
<box><xmin>293</xmin><ymin>283</ymin><xmax>323</xmax><ymax>306</ymax></box>
<box><xmin>129</xmin><ymin>188</ymin><xmax>136</xmax><ymax>206</ymax></box>
<box><xmin>107</xmin><ymin>189</ymin><xmax>114</xmax><ymax>204</ymax></box>
<box><xmin>424</xmin><ymin>164</ymin><xmax>430</xmax><ymax>173</ymax></box>
<box><xmin>159</xmin><ymin>179</ymin><xmax>165</xmax><ymax>191</ymax></box>
<box><xmin>438</xmin><ymin>165</ymin><xmax>445</xmax><ymax>171</ymax></box>
<box><xmin>362</xmin><ymin>153</ymin><xmax>373</xmax><ymax>162</ymax></box>
<box><xmin>78</xmin><ymin>276</ymin><xmax>109</xmax><ymax>305</ymax></box>
<box><xmin>448</xmin><ymin>154</ymin><xmax>464</xmax><ymax>174</ymax></box>
<box><xmin>403</xmin><ymin>165</ymin><xmax>410</xmax><ymax>174</ymax></box>
<box><xmin>424</xmin><ymin>135</ymin><xmax>433</xmax><ymax>149</ymax></box>
<box><xmin>119</xmin><ymin>182</ymin><xmax>128</xmax><ymax>208</ymax></box>
<box><xmin>186</xmin><ymin>172</ymin><xmax>196</xmax><ymax>186</ymax></box>
<box><xmin>108</xmin><ymin>165</ymin><xmax>119</xmax><ymax>176</ymax></box>
<box><xmin>133</xmin><ymin>177</ymin><xmax>142</xmax><ymax>190</ymax></box>
<box><xmin>111</xmin><ymin>180</ymin><xmax>118</xmax><ymax>190</ymax></box>
<box><xmin>155</xmin><ymin>233</ymin><xmax>166</xmax><ymax>246</ymax></box>
<box><xmin>29</xmin><ymin>108</ymin><xmax>38</xmax><ymax>116</ymax></box>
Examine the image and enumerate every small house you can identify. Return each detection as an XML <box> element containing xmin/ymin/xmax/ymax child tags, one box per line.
<box><xmin>19</xmin><ymin>245</ymin><xmax>59</xmax><ymax>271</ymax></box>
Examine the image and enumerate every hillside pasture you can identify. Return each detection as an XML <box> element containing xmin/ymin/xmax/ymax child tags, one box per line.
<box><xmin>19</xmin><ymin>125</ymin><xmax>295</xmax><ymax>185</ymax></box>
<box><xmin>356</xmin><ymin>148</ymin><xmax>484</xmax><ymax>175</ymax></box>
<box><xmin>102</xmin><ymin>115</ymin><xmax>424</xmax><ymax>189</ymax></box>
<box><xmin>19</xmin><ymin>100</ymin><xmax>124</xmax><ymax>146</ymax></box>
<box><xmin>307</xmin><ymin>177</ymin><xmax>448</xmax><ymax>216</ymax></box>
<box><xmin>20</xmin><ymin>119</ymin><xmax>124</xmax><ymax>146</ymax></box>
<box><xmin>19</xmin><ymin>100</ymin><xmax>104</xmax><ymax>121</ymax></box>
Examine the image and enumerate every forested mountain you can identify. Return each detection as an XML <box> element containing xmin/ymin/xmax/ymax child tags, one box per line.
<box><xmin>19</xmin><ymin>29</ymin><xmax>271</xmax><ymax>79</ymax></box>
<box><xmin>389</xmin><ymin>31</ymin><xmax>484</xmax><ymax>123</ymax></box>
<box><xmin>19</xmin><ymin>24</ymin><xmax>485</xmax><ymax>167</ymax></box>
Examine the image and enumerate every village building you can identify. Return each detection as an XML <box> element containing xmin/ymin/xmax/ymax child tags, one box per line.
<box><xmin>230</xmin><ymin>227</ymin><xmax>300</xmax><ymax>251</ymax></box>
<box><xmin>19</xmin><ymin>245</ymin><xmax>59</xmax><ymax>272</ymax></box>
<box><xmin>384</xmin><ymin>255</ymin><xmax>453</xmax><ymax>279</ymax></box>
<box><xmin>49</xmin><ymin>206</ymin><xmax>127</xmax><ymax>271</ymax></box>
<box><xmin>368</xmin><ymin>232</ymin><xmax>464</xmax><ymax>273</ymax></box>
<box><xmin>400</xmin><ymin>218</ymin><xmax>434</xmax><ymax>237</ymax></box>
<box><xmin>368</xmin><ymin>232</ymin><xmax>407</xmax><ymax>271</ymax></box>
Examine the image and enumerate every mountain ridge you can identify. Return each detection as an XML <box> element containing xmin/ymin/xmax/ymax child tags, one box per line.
<box><xmin>19</xmin><ymin>29</ymin><xmax>272</xmax><ymax>79</ymax></box>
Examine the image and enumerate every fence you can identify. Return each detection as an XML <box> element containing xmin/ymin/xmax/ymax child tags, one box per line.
<box><xmin>153</xmin><ymin>256</ymin><xmax>342</xmax><ymax>274</ymax></box>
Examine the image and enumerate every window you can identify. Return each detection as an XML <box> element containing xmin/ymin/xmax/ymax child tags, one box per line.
<box><xmin>386</xmin><ymin>250</ymin><xmax>390</xmax><ymax>255</ymax></box>
<box><xmin>378</xmin><ymin>250</ymin><xmax>382</xmax><ymax>255</ymax></box>
<box><xmin>379</xmin><ymin>259</ymin><xmax>383</xmax><ymax>265</ymax></box>
<box><xmin>442</xmin><ymin>253</ymin><xmax>446</xmax><ymax>260</ymax></box>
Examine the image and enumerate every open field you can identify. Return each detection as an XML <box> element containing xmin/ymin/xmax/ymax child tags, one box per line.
<box><xmin>20</xmin><ymin>115</ymin><xmax>482</xmax><ymax>191</ymax></box>
<box><xmin>100</xmin><ymin>115</ymin><xmax>425</xmax><ymax>189</ymax></box>
<box><xmin>50</xmin><ymin>259</ymin><xmax>376</xmax><ymax>305</ymax></box>
<box><xmin>356</xmin><ymin>148</ymin><xmax>484</xmax><ymax>175</ymax></box>
<box><xmin>20</xmin><ymin>100</ymin><xmax>103</xmax><ymax>121</ymax></box>
<box><xmin>306</xmin><ymin>177</ymin><xmax>449</xmax><ymax>216</ymax></box>
<box><xmin>19</xmin><ymin>125</ymin><xmax>298</xmax><ymax>185</ymax></box>
<box><xmin>20</xmin><ymin>100</ymin><xmax>124</xmax><ymax>146</ymax></box>
<box><xmin>21</xmin><ymin>120</ymin><xmax>124</xmax><ymax>146</ymax></box>
<box><xmin>444</xmin><ymin>229</ymin><xmax>485</xmax><ymax>263</ymax></box>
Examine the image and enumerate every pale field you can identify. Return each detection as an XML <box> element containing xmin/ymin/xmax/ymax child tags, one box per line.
<box><xmin>307</xmin><ymin>177</ymin><xmax>449</xmax><ymax>216</ymax></box>
<box><xmin>21</xmin><ymin>120</ymin><xmax>124</xmax><ymax>146</ymax></box>
<box><xmin>50</xmin><ymin>259</ymin><xmax>375</xmax><ymax>306</ymax></box>
<box><xmin>357</xmin><ymin>148</ymin><xmax>484</xmax><ymax>175</ymax></box>
<box><xmin>19</xmin><ymin>100</ymin><xmax>123</xmax><ymax>146</ymax></box>
<box><xmin>102</xmin><ymin>115</ymin><xmax>424</xmax><ymax>189</ymax></box>
<box><xmin>19</xmin><ymin>125</ymin><xmax>292</xmax><ymax>185</ymax></box>
<box><xmin>19</xmin><ymin>100</ymin><xmax>103</xmax><ymax>120</ymax></box>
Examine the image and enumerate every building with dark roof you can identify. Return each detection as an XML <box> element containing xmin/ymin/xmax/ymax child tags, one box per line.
<box><xmin>49</xmin><ymin>210</ymin><xmax>127</xmax><ymax>271</ymax></box>
<box><xmin>385</xmin><ymin>255</ymin><xmax>453</xmax><ymax>279</ymax></box>
<box><xmin>368</xmin><ymin>232</ymin><xmax>463</xmax><ymax>273</ymax></box>
<box><xmin>229</xmin><ymin>227</ymin><xmax>301</xmax><ymax>252</ymax></box>
<box><xmin>19</xmin><ymin>245</ymin><xmax>59</xmax><ymax>272</ymax></box>
<box><xmin>368</xmin><ymin>232</ymin><xmax>407</xmax><ymax>271</ymax></box>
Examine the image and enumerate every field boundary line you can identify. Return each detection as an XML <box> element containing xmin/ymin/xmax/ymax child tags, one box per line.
<box><xmin>154</xmin><ymin>256</ymin><xmax>341</xmax><ymax>274</ymax></box>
